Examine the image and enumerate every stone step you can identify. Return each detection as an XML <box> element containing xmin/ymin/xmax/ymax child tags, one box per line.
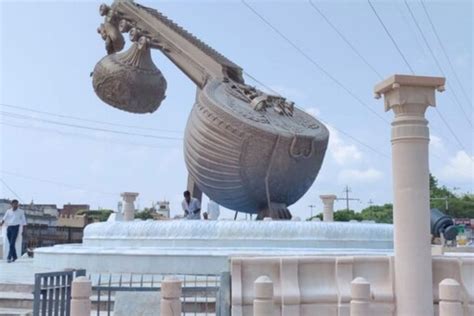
<box><xmin>0</xmin><ymin>308</ymin><xmax>33</xmax><ymax>316</ymax></box>
<box><xmin>0</xmin><ymin>283</ymin><xmax>33</xmax><ymax>293</ymax></box>
<box><xmin>0</xmin><ymin>292</ymin><xmax>33</xmax><ymax>309</ymax></box>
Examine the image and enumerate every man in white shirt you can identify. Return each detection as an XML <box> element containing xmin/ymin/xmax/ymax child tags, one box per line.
<box><xmin>1</xmin><ymin>200</ymin><xmax>27</xmax><ymax>262</ymax></box>
<box><xmin>181</xmin><ymin>190</ymin><xmax>201</xmax><ymax>220</ymax></box>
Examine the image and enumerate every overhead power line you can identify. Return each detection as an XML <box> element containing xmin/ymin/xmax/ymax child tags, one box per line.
<box><xmin>367</xmin><ymin>0</ymin><xmax>471</xmax><ymax>155</ymax></box>
<box><xmin>0</xmin><ymin>170</ymin><xmax>118</xmax><ymax>197</ymax></box>
<box><xmin>367</xmin><ymin>0</ymin><xmax>415</xmax><ymax>74</ymax></box>
<box><xmin>420</xmin><ymin>0</ymin><xmax>472</xmax><ymax>107</ymax></box>
<box><xmin>0</xmin><ymin>120</ymin><xmax>179</xmax><ymax>149</ymax></box>
<box><xmin>0</xmin><ymin>178</ymin><xmax>23</xmax><ymax>202</ymax></box>
<box><xmin>241</xmin><ymin>0</ymin><xmax>390</xmax><ymax>125</ymax></box>
<box><xmin>308</xmin><ymin>0</ymin><xmax>465</xmax><ymax>152</ymax></box>
<box><xmin>308</xmin><ymin>0</ymin><xmax>383</xmax><ymax>80</ymax></box>
<box><xmin>403</xmin><ymin>1</ymin><xmax>472</xmax><ymax>128</ymax></box>
<box><xmin>0</xmin><ymin>103</ymin><xmax>182</xmax><ymax>134</ymax></box>
<box><xmin>0</xmin><ymin>110</ymin><xmax>183</xmax><ymax>141</ymax></box>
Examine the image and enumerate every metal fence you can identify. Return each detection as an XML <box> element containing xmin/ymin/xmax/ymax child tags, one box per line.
<box><xmin>90</xmin><ymin>272</ymin><xmax>231</xmax><ymax>316</ymax></box>
<box><xmin>33</xmin><ymin>269</ymin><xmax>86</xmax><ymax>316</ymax></box>
<box><xmin>34</xmin><ymin>270</ymin><xmax>231</xmax><ymax>316</ymax></box>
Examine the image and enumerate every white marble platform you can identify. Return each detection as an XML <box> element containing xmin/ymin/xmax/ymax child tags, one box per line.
<box><xmin>34</xmin><ymin>220</ymin><xmax>394</xmax><ymax>274</ymax></box>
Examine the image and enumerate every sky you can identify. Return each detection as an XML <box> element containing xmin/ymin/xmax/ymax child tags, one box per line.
<box><xmin>0</xmin><ymin>0</ymin><xmax>472</xmax><ymax>220</ymax></box>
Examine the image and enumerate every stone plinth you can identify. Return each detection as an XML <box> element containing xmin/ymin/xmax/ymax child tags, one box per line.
<box><xmin>375</xmin><ymin>74</ymin><xmax>445</xmax><ymax>316</ymax></box>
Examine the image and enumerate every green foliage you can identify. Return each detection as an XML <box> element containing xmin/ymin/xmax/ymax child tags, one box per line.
<box><xmin>333</xmin><ymin>209</ymin><xmax>362</xmax><ymax>222</ymax></box>
<box><xmin>304</xmin><ymin>174</ymin><xmax>472</xmax><ymax>223</ymax></box>
<box><xmin>135</xmin><ymin>209</ymin><xmax>155</xmax><ymax>220</ymax></box>
<box><xmin>89</xmin><ymin>209</ymin><xmax>113</xmax><ymax>222</ymax></box>
<box><xmin>307</xmin><ymin>213</ymin><xmax>323</xmax><ymax>221</ymax></box>
<box><xmin>360</xmin><ymin>204</ymin><xmax>393</xmax><ymax>223</ymax></box>
<box><xmin>430</xmin><ymin>174</ymin><xmax>474</xmax><ymax>218</ymax></box>
<box><xmin>77</xmin><ymin>209</ymin><xmax>113</xmax><ymax>222</ymax></box>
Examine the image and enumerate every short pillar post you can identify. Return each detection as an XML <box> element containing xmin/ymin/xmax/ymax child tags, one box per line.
<box><xmin>160</xmin><ymin>276</ymin><xmax>182</xmax><ymax>316</ymax></box>
<box><xmin>121</xmin><ymin>192</ymin><xmax>139</xmax><ymax>221</ymax></box>
<box><xmin>253</xmin><ymin>275</ymin><xmax>274</xmax><ymax>316</ymax></box>
<box><xmin>70</xmin><ymin>276</ymin><xmax>92</xmax><ymax>316</ymax></box>
<box><xmin>320</xmin><ymin>194</ymin><xmax>337</xmax><ymax>222</ymax></box>
<box><xmin>350</xmin><ymin>277</ymin><xmax>371</xmax><ymax>316</ymax></box>
<box><xmin>375</xmin><ymin>74</ymin><xmax>445</xmax><ymax>315</ymax></box>
<box><xmin>439</xmin><ymin>279</ymin><xmax>463</xmax><ymax>316</ymax></box>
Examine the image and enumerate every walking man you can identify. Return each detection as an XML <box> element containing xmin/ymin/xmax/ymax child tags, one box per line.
<box><xmin>1</xmin><ymin>200</ymin><xmax>27</xmax><ymax>262</ymax></box>
<box><xmin>182</xmin><ymin>190</ymin><xmax>201</xmax><ymax>220</ymax></box>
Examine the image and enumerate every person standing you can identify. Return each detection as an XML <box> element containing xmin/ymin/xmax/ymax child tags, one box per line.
<box><xmin>1</xmin><ymin>200</ymin><xmax>27</xmax><ymax>262</ymax></box>
<box><xmin>181</xmin><ymin>191</ymin><xmax>201</xmax><ymax>220</ymax></box>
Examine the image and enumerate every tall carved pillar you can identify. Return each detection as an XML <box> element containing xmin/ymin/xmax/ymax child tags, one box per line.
<box><xmin>374</xmin><ymin>74</ymin><xmax>445</xmax><ymax>316</ymax></box>
<box><xmin>320</xmin><ymin>195</ymin><xmax>337</xmax><ymax>222</ymax></box>
<box><xmin>121</xmin><ymin>192</ymin><xmax>139</xmax><ymax>222</ymax></box>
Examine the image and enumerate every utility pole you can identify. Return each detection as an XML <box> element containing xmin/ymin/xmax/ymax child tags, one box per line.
<box><xmin>308</xmin><ymin>204</ymin><xmax>317</xmax><ymax>218</ymax></box>
<box><xmin>336</xmin><ymin>186</ymin><xmax>360</xmax><ymax>211</ymax></box>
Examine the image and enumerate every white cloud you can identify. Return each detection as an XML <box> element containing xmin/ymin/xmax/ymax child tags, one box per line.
<box><xmin>338</xmin><ymin>168</ymin><xmax>383</xmax><ymax>184</ymax></box>
<box><xmin>304</xmin><ymin>107</ymin><xmax>320</xmax><ymax>117</ymax></box>
<box><xmin>440</xmin><ymin>150</ymin><xmax>474</xmax><ymax>182</ymax></box>
<box><xmin>430</xmin><ymin>134</ymin><xmax>444</xmax><ymax>151</ymax></box>
<box><xmin>327</xmin><ymin>125</ymin><xmax>362</xmax><ymax>165</ymax></box>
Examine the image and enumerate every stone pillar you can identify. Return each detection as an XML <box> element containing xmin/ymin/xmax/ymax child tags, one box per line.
<box><xmin>121</xmin><ymin>192</ymin><xmax>139</xmax><ymax>221</ymax></box>
<box><xmin>320</xmin><ymin>195</ymin><xmax>337</xmax><ymax>222</ymax></box>
<box><xmin>374</xmin><ymin>74</ymin><xmax>445</xmax><ymax>316</ymax></box>
<box><xmin>71</xmin><ymin>276</ymin><xmax>92</xmax><ymax>316</ymax></box>
<box><xmin>160</xmin><ymin>276</ymin><xmax>182</xmax><ymax>316</ymax></box>
<box><xmin>350</xmin><ymin>277</ymin><xmax>371</xmax><ymax>316</ymax></box>
<box><xmin>439</xmin><ymin>279</ymin><xmax>463</xmax><ymax>316</ymax></box>
<box><xmin>253</xmin><ymin>275</ymin><xmax>274</xmax><ymax>316</ymax></box>
<box><xmin>187</xmin><ymin>174</ymin><xmax>202</xmax><ymax>201</ymax></box>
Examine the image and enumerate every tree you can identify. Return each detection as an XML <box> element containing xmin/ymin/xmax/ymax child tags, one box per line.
<box><xmin>135</xmin><ymin>208</ymin><xmax>155</xmax><ymax>220</ymax></box>
<box><xmin>360</xmin><ymin>204</ymin><xmax>393</xmax><ymax>224</ymax></box>
<box><xmin>333</xmin><ymin>209</ymin><xmax>362</xmax><ymax>222</ymax></box>
<box><xmin>76</xmin><ymin>209</ymin><xmax>112</xmax><ymax>222</ymax></box>
<box><xmin>430</xmin><ymin>174</ymin><xmax>474</xmax><ymax>218</ymax></box>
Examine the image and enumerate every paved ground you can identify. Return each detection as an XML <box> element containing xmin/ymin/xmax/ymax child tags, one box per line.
<box><xmin>0</xmin><ymin>258</ymin><xmax>53</xmax><ymax>285</ymax></box>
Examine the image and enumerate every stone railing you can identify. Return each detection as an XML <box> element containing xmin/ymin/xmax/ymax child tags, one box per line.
<box><xmin>231</xmin><ymin>255</ymin><xmax>474</xmax><ymax>316</ymax></box>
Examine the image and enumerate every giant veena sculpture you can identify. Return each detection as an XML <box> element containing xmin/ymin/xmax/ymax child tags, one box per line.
<box><xmin>92</xmin><ymin>0</ymin><xmax>329</xmax><ymax>219</ymax></box>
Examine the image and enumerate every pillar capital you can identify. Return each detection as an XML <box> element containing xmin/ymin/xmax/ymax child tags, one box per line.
<box><xmin>374</xmin><ymin>74</ymin><xmax>445</xmax><ymax>115</ymax></box>
<box><xmin>120</xmin><ymin>192</ymin><xmax>139</xmax><ymax>203</ymax></box>
<box><xmin>319</xmin><ymin>194</ymin><xmax>337</xmax><ymax>202</ymax></box>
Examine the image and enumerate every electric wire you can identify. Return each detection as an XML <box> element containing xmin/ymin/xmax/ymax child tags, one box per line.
<box><xmin>420</xmin><ymin>0</ymin><xmax>472</xmax><ymax>106</ymax></box>
<box><xmin>242</xmin><ymin>72</ymin><xmax>391</xmax><ymax>160</ymax></box>
<box><xmin>308</xmin><ymin>0</ymin><xmax>383</xmax><ymax>80</ymax></box>
<box><xmin>0</xmin><ymin>170</ymin><xmax>118</xmax><ymax>197</ymax></box>
<box><xmin>367</xmin><ymin>0</ymin><xmax>471</xmax><ymax>155</ymax></box>
<box><xmin>0</xmin><ymin>110</ymin><xmax>183</xmax><ymax>141</ymax></box>
<box><xmin>0</xmin><ymin>178</ymin><xmax>23</xmax><ymax>202</ymax></box>
<box><xmin>403</xmin><ymin>1</ymin><xmax>472</xmax><ymax>127</ymax></box>
<box><xmin>367</xmin><ymin>0</ymin><xmax>415</xmax><ymax>74</ymax></box>
<box><xmin>0</xmin><ymin>120</ymin><xmax>179</xmax><ymax>149</ymax></box>
<box><xmin>307</xmin><ymin>0</ymin><xmax>461</xmax><ymax>153</ymax></box>
<box><xmin>242</xmin><ymin>1</ymin><xmax>452</xmax><ymax>164</ymax></box>
<box><xmin>241</xmin><ymin>0</ymin><xmax>390</xmax><ymax>125</ymax></box>
<box><xmin>0</xmin><ymin>103</ymin><xmax>182</xmax><ymax>134</ymax></box>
